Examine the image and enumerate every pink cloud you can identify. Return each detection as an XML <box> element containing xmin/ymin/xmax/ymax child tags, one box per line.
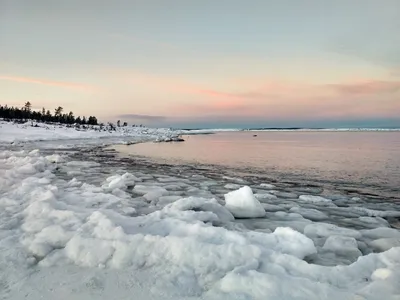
<box><xmin>116</xmin><ymin>71</ymin><xmax>247</xmax><ymax>109</ymax></box>
<box><xmin>107</xmin><ymin>69</ymin><xmax>400</xmax><ymax>121</ymax></box>
<box><xmin>173</xmin><ymin>82</ymin><xmax>400</xmax><ymax>120</ymax></box>
<box><xmin>329</xmin><ymin>80</ymin><xmax>400</xmax><ymax>95</ymax></box>
<box><xmin>0</xmin><ymin>75</ymin><xmax>98</xmax><ymax>92</ymax></box>
<box><xmin>196</xmin><ymin>89</ymin><xmax>241</xmax><ymax>100</ymax></box>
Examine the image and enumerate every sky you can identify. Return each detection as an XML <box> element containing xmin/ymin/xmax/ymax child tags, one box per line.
<box><xmin>1</xmin><ymin>0</ymin><xmax>399</xmax><ymax>129</ymax></box>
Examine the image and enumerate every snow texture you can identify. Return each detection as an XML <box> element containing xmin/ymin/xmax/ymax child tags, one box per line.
<box><xmin>1</xmin><ymin>122</ymin><xmax>400</xmax><ymax>300</ymax></box>
<box><xmin>0</xmin><ymin>120</ymin><xmax>179</xmax><ymax>144</ymax></box>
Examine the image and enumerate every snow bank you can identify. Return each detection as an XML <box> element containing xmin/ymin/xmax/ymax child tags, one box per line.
<box><xmin>1</xmin><ymin>149</ymin><xmax>400</xmax><ymax>299</ymax></box>
<box><xmin>224</xmin><ymin>186</ymin><xmax>266</xmax><ymax>218</ymax></box>
<box><xmin>0</xmin><ymin>120</ymin><xmax>178</xmax><ymax>144</ymax></box>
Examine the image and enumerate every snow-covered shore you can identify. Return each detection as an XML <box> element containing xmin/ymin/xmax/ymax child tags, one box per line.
<box><xmin>1</xmin><ymin>122</ymin><xmax>400</xmax><ymax>300</ymax></box>
<box><xmin>0</xmin><ymin>120</ymin><xmax>179</xmax><ymax>144</ymax></box>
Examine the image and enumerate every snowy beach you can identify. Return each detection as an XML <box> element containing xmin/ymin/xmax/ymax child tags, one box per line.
<box><xmin>1</xmin><ymin>121</ymin><xmax>400</xmax><ymax>300</ymax></box>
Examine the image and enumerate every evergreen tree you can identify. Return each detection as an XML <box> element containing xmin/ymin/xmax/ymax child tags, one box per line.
<box><xmin>88</xmin><ymin>116</ymin><xmax>98</xmax><ymax>125</ymax></box>
<box><xmin>45</xmin><ymin>110</ymin><xmax>52</xmax><ymax>122</ymax></box>
<box><xmin>67</xmin><ymin>111</ymin><xmax>75</xmax><ymax>124</ymax></box>
<box><xmin>0</xmin><ymin>102</ymin><xmax>101</xmax><ymax>127</ymax></box>
<box><xmin>54</xmin><ymin>106</ymin><xmax>63</xmax><ymax>122</ymax></box>
<box><xmin>24</xmin><ymin>101</ymin><xmax>32</xmax><ymax>112</ymax></box>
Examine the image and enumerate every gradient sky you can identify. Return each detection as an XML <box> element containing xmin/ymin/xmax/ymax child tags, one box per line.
<box><xmin>1</xmin><ymin>0</ymin><xmax>399</xmax><ymax>128</ymax></box>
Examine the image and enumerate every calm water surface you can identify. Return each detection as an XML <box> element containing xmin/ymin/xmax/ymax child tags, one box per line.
<box><xmin>114</xmin><ymin>132</ymin><xmax>400</xmax><ymax>199</ymax></box>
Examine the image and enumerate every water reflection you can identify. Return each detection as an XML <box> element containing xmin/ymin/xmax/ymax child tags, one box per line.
<box><xmin>114</xmin><ymin>131</ymin><xmax>400</xmax><ymax>198</ymax></box>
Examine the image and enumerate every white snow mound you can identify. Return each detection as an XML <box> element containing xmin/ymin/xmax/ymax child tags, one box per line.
<box><xmin>2</xmin><ymin>145</ymin><xmax>400</xmax><ymax>299</ymax></box>
<box><xmin>224</xmin><ymin>186</ymin><xmax>266</xmax><ymax>218</ymax></box>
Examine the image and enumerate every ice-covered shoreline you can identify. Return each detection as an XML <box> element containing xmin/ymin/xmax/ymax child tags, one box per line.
<box><xmin>1</xmin><ymin>122</ymin><xmax>400</xmax><ymax>299</ymax></box>
<box><xmin>0</xmin><ymin>120</ymin><xmax>180</xmax><ymax>145</ymax></box>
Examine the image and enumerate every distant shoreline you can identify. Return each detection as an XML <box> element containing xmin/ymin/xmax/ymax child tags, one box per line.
<box><xmin>179</xmin><ymin>127</ymin><xmax>400</xmax><ymax>133</ymax></box>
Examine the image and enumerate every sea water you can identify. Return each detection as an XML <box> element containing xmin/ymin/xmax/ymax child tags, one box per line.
<box><xmin>114</xmin><ymin>131</ymin><xmax>400</xmax><ymax>200</ymax></box>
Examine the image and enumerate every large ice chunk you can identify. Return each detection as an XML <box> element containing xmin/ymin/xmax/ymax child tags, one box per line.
<box><xmin>224</xmin><ymin>186</ymin><xmax>266</xmax><ymax>218</ymax></box>
<box><xmin>165</xmin><ymin>197</ymin><xmax>235</xmax><ymax>223</ymax></box>
<box><xmin>304</xmin><ymin>223</ymin><xmax>361</xmax><ymax>239</ymax></box>
<box><xmin>361</xmin><ymin>227</ymin><xmax>400</xmax><ymax>239</ymax></box>
<box><xmin>368</xmin><ymin>238</ymin><xmax>400</xmax><ymax>252</ymax></box>
<box><xmin>322</xmin><ymin>235</ymin><xmax>362</xmax><ymax>257</ymax></box>
<box><xmin>254</xmin><ymin>193</ymin><xmax>278</xmax><ymax>201</ymax></box>
<box><xmin>101</xmin><ymin>173</ymin><xmax>138</xmax><ymax>191</ymax></box>
<box><xmin>289</xmin><ymin>207</ymin><xmax>328</xmax><ymax>221</ymax></box>
<box><xmin>133</xmin><ymin>185</ymin><xmax>168</xmax><ymax>196</ymax></box>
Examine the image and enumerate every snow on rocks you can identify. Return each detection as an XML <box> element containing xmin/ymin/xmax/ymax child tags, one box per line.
<box><xmin>224</xmin><ymin>186</ymin><xmax>266</xmax><ymax>218</ymax></box>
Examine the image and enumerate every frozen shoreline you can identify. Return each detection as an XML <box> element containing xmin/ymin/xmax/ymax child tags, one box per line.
<box><xmin>0</xmin><ymin>120</ymin><xmax>180</xmax><ymax>145</ymax></box>
<box><xmin>1</xmin><ymin>122</ymin><xmax>400</xmax><ymax>299</ymax></box>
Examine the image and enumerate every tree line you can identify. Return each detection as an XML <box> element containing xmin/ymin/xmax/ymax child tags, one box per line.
<box><xmin>0</xmin><ymin>102</ymin><xmax>98</xmax><ymax>125</ymax></box>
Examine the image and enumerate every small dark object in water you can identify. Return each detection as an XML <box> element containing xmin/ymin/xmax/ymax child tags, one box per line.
<box><xmin>164</xmin><ymin>137</ymin><xmax>185</xmax><ymax>142</ymax></box>
<box><xmin>172</xmin><ymin>137</ymin><xmax>185</xmax><ymax>142</ymax></box>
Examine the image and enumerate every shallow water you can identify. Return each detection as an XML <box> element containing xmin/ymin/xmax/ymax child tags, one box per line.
<box><xmin>114</xmin><ymin>131</ymin><xmax>400</xmax><ymax>200</ymax></box>
<box><xmin>62</xmin><ymin>146</ymin><xmax>400</xmax><ymax>265</ymax></box>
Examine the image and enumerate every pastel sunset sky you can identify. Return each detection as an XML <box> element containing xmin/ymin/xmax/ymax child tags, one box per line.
<box><xmin>1</xmin><ymin>0</ymin><xmax>399</xmax><ymax>128</ymax></box>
